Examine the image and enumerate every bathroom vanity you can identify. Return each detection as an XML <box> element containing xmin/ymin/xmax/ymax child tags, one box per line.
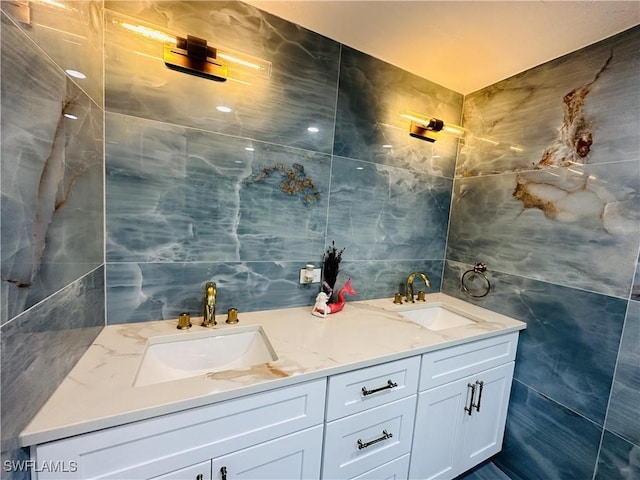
<box><xmin>21</xmin><ymin>294</ymin><xmax>525</xmax><ymax>480</ymax></box>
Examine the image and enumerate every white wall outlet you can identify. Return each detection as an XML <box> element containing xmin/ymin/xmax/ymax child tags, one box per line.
<box><xmin>299</xmin><ymin>268</ymin><xmax>322</xmax><ymax>284</ymax></box>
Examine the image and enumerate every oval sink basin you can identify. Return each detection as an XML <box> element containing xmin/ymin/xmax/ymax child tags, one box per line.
<box><xmin>398</xmin><ymin>305</ymin><xmax>477</xmax><ymax>331</ymax></box>
<box><xmin>134</xmin><ymin>325</ymin><xmax>277</xmax><ymax>387</ymax></box>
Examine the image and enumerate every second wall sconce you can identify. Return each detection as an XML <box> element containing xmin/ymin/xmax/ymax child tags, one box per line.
<box><xmin>401</xmin><ymin>112</ymin><xmax>465</xmax><ymax>143</ymax></box>
<box><xmin>409</xmin><ymin>118</ymin><xmax>444</xmax><ymax>143</ymax></box>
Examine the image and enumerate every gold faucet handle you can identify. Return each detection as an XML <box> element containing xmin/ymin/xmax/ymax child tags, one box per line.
<box><xmin>177</xmin><ymin>312</ymin><xmax>192</xmax><ymax>330</ymax></box>
<box><xmin>393</xmin><ymin>293</ymin><xmax>403</xmax><ymax>304</ymax></box>
<box><xmin>416</xmin><ymin>291</ymin><xmax>426</xmax><ymax>302</ymax></box>
<box><xmin>226</xmin><ymin>308</ymin><xmax>239</xmax><ymax>324</ymax></box>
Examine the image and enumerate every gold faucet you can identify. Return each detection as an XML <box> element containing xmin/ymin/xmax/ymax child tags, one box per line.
<box><xmin>406</xmin><ymin>272</ymin><xmax>431</xmax><ymax>303</ymax></box>
<box><xmin>202</xmin><ymin>282</ymin><xmax>217</xmax><ymax>327</ymax></box>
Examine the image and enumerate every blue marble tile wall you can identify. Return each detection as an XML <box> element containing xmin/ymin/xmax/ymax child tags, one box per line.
<box><xmin>0</xmin><ymin>1</ymin><xmax>105</xmax><ymax>478</ymax></box>
<box><xmin>443</xmin><ymin>26</ymin><xmax>640</xmax><ymax>480</ymax></box>
<box><xmin>104</xmin><ymin>0</ymin><xmax>462</xmax><ymax>324</ymax></box>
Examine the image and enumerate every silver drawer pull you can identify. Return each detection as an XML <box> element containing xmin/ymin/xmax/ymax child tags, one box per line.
<box><xmin>473</xmin><ymin>380</ymin><xmax>484</xmax><ymax>412</ymax></box>
<box><xmin>357</xmin><ymin>429</ymin><xmax>393</xmax><ymax>450</ymax></box>
<box><xmin>464</xmin><ymin>382</ymin><xmax>476</xmax><ymax>416</ymax></box>
<box><xmin>361</xmin><ymin>380</ymin><xmax>398</xmax><ymax>396</ymax></box>
<box><xmin>220</xmin><ymin>466</ymin><xmax>227</xmax><ymax>480</ymax></box>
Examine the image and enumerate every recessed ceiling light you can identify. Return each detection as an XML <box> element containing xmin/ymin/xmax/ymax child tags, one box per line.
<box><xmin>356</xmin><ymin>166</ymin><xmax>364</xmax><ymax>170</ymax></box>
<box><xmin>307</xmin><ymin>126</ymin><xmax>319</xmax><ymax>133</ymax></box>
<box><xmin>245</xmin><ymin>147</ymin><xmax>255</xmax><ymax>152</ymax></box>
<box><xmin>234</xmin><ymin>160</ymin><xmax>243</xmax><ymax>164</ymax></box>
<box><xmin>65</xmin><ymin>69</ymin><xmax>86</xmax><ymax>79</ymax></box>
<box><xmin>63</xmin><ymin>113</ymin><xmax>78</xmax><ymax>120</ymax></box>
<box><xmin>216</xmin><ymin>106</ymin><xmax>232</xmax><ymax>113</ymax></box>
<box><xmin>382</xmin><ymin>144</ymin><xmax>393</xmax><ymax>149</ymax></box>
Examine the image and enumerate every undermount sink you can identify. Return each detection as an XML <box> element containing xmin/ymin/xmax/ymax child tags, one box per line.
<box><xmin>134</xmin><ymin>325</ymin><xmax>277</xmax><ymax>387</ymax></box>
<box><xmin>397</xmin><ymin>305</ymin><xmax>477</xmax><ymax>331</ymax></box>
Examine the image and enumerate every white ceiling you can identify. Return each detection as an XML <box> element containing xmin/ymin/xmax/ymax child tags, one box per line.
<box><xmin>246</xmin><ymin>1</ymin><xmax>640</xmax><ymax>94</ymax></box>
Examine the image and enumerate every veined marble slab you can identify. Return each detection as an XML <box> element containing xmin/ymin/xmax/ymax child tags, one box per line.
<box><xmin>1</xmin><ymin>12</ymin><xmax>104</xmax><ymax>323</ymax></box>
<box><xmin>21</xmin><ymin>293</ymin><xmax>525</xmax><ymax>446</ymax></box>
<box><xmin>105</xmin><ymin>114</ymin><xmax>331</xmax><ymax>263</ymax></box>
<box><xmin>327</xmin><ymin>156</ymin><xmax>453</xmax><ymax>261</ymax></box>
<box><xmin>1</xmin><ymin>0</ymin><xmax>103</xmax><ymax>107</ymax></box>
<box><xmin>104</xmin><ymin>1</ymin><xmax>340</xmax><ymax>154</ymax></box>
<box><xmin>334</xmin><ymin>46</ymin><xmax>463</xmax><ymax>177</ymax></box>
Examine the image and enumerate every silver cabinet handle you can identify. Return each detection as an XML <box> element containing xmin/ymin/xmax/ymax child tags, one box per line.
<box><xmin>357</xmin><ymin>429</ymin><xmax>393</xmax><ymax>450</ymax></box>
<box><xmin>220</xmin><ymin>466</ymin><xmax>227</xmax><ymax>480</ymax></box>
<box><xmin>473</xmin><ymin>380</ymin><xmax>484</xmax><ymax>412</ymax></box>
<box><xmin>464</xmin><ymin>382</ymin><xmax>476</xmax><ymax>416</ymax></box>
<box><xmin>196</xmin><ymin>475</ymin><xmax>203</xmax><ymax>480</ymax></box>
<box><xmin>361</xmin><ymin>380</ymin><xmax>398</xmax><ymax>396</ymax></box>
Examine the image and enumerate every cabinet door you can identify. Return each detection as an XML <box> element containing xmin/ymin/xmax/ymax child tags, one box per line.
<box><xmin>149</xmin><ymin>461</ymin><xmax>211</xmax><ymax>480</ymax></box>
<box><xmin>409</xmin><ymin>382</ymin><xmax>467</xmax><ymax>480</ymax></box>
<box><xmin>459</xmin><ymin>362</ymin><xmax>514</xmax><ymax>473</ymax></box>
<box><xmin>210</xmin><ymin>425</ymin><xmax>322</xmax><ymax>480</ymax></box>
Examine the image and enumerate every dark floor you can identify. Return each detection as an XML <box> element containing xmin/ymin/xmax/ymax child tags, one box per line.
<box><xmin>456</xmin><ymin>461</ymin><xmax>511</xmax><ymax>480</ymax></box>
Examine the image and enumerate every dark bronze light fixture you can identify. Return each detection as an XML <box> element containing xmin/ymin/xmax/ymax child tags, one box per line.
<box><xmin>164</xmin><ymin>35</ymin><xmax>228</xmax><ymax>82</ymax></box>
<box><xmin>109</xmin><ymin>11</ymin><xmax>271</xmax><ymax>83</ymax></box>
<box><xmin>409</xmin><ymin>119</ymin><xmax>444</xmax><ymax>143</ymax></box>
<box><xmin>401</xmin><ymin>113</ymin><xmax>464</xmax><ymax>143</ymax></box>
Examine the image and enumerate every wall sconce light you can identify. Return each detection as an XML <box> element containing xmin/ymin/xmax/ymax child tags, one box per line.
<box><xmin>164</xmin><ymin>35</ymin><xmax>228</xmax><ymax>82</ymax></box>
<box><xmin>110</xmin><ymin>11</ymin><xmax>271</xmax><ymax>83</ymax></box>
<box><xmin>401</xmin><ymin>113</ymin><xmax>465</xmax><ymax>143</ymax></box>
<box><xmin>409</xmin><ymin>119</ymin><xmax>444</xmax><ymax>143</ymax></box>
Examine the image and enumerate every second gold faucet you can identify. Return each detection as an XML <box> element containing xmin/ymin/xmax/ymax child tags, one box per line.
<box><xmin>406</xmin><ymin>272</ymin><xmax>431</xmax><ymax>303</ymax></box>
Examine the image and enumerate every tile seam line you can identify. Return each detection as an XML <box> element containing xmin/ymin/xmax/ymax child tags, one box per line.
<box><xmin>1</xmin><ymin>265</ymin><xmax>104</xmax><ymax>329</ymax></box>
<box><xmin>446</xmin><ymin>259</ymin><xmax>632</xmax><ymax>301</ymax></box>
<box><xmin>104</xmin><ymin>111</ymin><xmax>333</xmax><ymax>159</ymax></box>
<box><xmin>513</xmin><ymin>378</ymin><xmax>606</xmax><ymax>430</ymax></box>
<box><xmin>452</xmin><ymin>158</ymin><xmax>639</xmax><ymax>180</ymax></box>
<box><xmin>104</xmin><ymin>258</ymin><xmax>446</xmax><ymax>265</ymax></box>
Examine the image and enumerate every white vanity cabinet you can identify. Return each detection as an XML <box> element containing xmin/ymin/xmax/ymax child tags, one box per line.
<box><xmin>409</xmin><ymin>332</ymin><xmax>519</xmax><ymax>480</ymax></box>
<box><xmin>31</xmin><ymin>379</ymin><xmax>326</xmax><ymax>480</ymax></box>
<box><xmin>322</xmin><ymin>356</ymin><xmax>420</xmax><ymax>479</ymax></box>
<box><xmin>27</xmin><ymin>317</ymin><xmax>523</xmax><ymax>480</ymax></box>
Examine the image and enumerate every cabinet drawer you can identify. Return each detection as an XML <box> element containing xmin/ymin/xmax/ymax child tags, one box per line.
<box><xmin>419</xmin><ymin>332</ymin><xmax>518</xmax><ymax>391</ymax></box>
<box><xmin>351</xmin><ymin>454</ymin><xmax>410</xmax><ymax>480</ymax></box>
<box><xmin>33</xmin><ymin>379</ymin><xmax>326</xmax><ymax>480</ymax></box>
<box><xmin>322</xmin><ymin>395</ymin><xmax>416</xmax><ymax>480</ymax></box>
<box><xmin>326</xmin><ymin>356</ymin><xmax>420</xmax><ymax>421</ymax></box>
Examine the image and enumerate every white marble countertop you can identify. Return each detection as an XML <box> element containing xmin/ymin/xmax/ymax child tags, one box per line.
<box><xmin>21</xmin><ymin>293</ymin><xmax>526</xmax><ymax>447</ymax></box>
